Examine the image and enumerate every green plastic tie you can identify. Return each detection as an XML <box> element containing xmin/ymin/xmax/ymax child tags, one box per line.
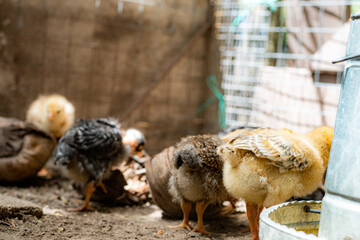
<box><xmin>197</xmin><ymin>75</ymin><xmax>226</xmax><ymax>130</ymax></box>
<box><xmin>231</xmin><ymin>0</ymin><xmax>278</xmax><ymax>29</ymax></box>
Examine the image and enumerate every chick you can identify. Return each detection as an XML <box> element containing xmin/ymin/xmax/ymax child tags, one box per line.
<box><xmin>122</xmin><ymin>128</ymin><xmax>146</xmax><ymax>160</ymax></box>
<box><xmin>218</xmin><ymin>126</ymin><xmax>333</xmax><ymax>240</ymax></box>
<box><xmin>26</xmin><ymin>94</ymin><xmax>75</xmax><ymax>138</ymax></box>
<box><xmin>168</xmin><ymin>135</ymin><xmax>228</xmax><ymax>234</ymax></box>
<box><xmin>53</xmin><ymin>118</ymin><xmax>133</xmax><ymax>211</ymax></box>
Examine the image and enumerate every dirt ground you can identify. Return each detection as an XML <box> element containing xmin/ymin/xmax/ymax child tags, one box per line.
<box><xmin>0</xmin><ymin>176</ymin><xmax>251</xmax><ymax>240</ymax></box>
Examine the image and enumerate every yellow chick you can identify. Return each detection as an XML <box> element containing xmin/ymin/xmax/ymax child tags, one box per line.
<box><xmin>26</xmin><ymin>94</ymin><xmax>75</xmax><ymax>138</ymax></box>
<box><xmin>218</xmin><ymin>126</ymin><xmax>333</xmax><ymax>240</ymax></box>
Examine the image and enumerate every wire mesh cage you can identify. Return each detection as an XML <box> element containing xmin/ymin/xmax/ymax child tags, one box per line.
<box><xmin>214</xmin><ymin>0</ymin><xmax>360</xmax><ymax>132</ymax></box>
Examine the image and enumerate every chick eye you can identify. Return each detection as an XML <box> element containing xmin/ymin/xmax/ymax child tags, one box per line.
<box><xmin>136</xmin><ymin>145</ymin><xmax>144</xmax><ymax>152</ymax></box>
<box><xmin>56</xmin><ymin>110</ymin><xmax>61</xmax><ymax>114</ymax></box>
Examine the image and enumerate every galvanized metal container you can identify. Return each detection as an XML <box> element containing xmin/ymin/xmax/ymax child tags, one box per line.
<box><xmin>318</xmin><ymin>11</ymin><xmax>360</xmax><ymax>240</ymax></box>
<box><xmin>259</xmin><ymin>201</ymin><xmax>323</xmax><ymax>240</ymax></box>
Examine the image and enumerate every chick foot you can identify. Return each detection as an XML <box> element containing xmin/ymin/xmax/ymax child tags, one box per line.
<box><xmin>169</xmin><ymin>199</ymin><xmax>193</xmax><ymax>231</ymax></box>
<box><xmin>192</xmin><ymin>226</ymin><xmax>210</xmax><ymax>235</ymax></box>
<box><xmin>169</xmin><ymin>222</ymin><xmax>193</xmax><ymax>231</ymax></box>
<box><xmin>67</xmin><ymin>181</ymin><xmax>96</xmax><ymax>212</ymax></box>
<box><xmin>37</xmin><ymin>168</ymin><xmax>56</xmax><ymax>179</ymax></box>
<box><xmin>67</xmin><ymin>205</ymin><xmax>95</xmax><ymax>212</ymax></box>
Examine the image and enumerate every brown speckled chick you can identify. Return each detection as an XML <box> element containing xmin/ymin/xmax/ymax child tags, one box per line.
<box><xmin>168</xmin><ymin>135</ymin><xmax>228</xmax><ymax>234</ymax></box>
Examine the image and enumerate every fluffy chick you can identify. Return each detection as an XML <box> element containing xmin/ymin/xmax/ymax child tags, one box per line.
<box><xmin>26</xmin><ymin>94</ymin><xmax>75</xmax><ymax>138</ymax></box>
<box><xmin>169</xmin><ymin>135</ymin><xmax>228</xmax><ymax>234</ymax></box>
<box><xmin>53</xmin><ymin>118</ymin><xmax>129</xmax><ymax>211</ymax></box>
<box><xmin>218</xmin><ymin>126</ymin><xmax>333</xmax><ymax>240</ymax></box>
<box><xmin>122</xmin><ymin>128</ymin><xmax>146</xmax><ymax>159</ymax></box>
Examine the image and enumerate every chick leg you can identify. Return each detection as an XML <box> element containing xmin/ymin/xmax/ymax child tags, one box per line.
<box><xmin>97</xmin><ymin>180</ymin><xmax>108</xmax><ymax>194</ymax></box>
<box><xmin>246</xmin><ymin>203</ymin><xmax>261</xmax><ymax>240</ymax></box>
<box><xmin>169</xmin><ymin>199</ymin><xmax>193</xmax><ymax>230</ymax></box>
<box><xmin>68</xmin><ymin>181</ymin><xmax>96</xmax><ymax>212</ymax></box>
<box><xmin>192</xmin><ymin>200</ymin><xmax>210</xmax><ymax>235</ymax></box>
<box><xmin>256</xmin><ymin>205</ymin><xmax>264</xmax><ymax>226</ymax></box>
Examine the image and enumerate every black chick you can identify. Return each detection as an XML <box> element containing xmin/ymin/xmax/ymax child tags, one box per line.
<box><xmin>168</xmin><ymin>135</ymin><xmax>228</xmax><ymax>234</ymax></box>
<box><xmin>54</xmin><ymin>118</ymin><xmax>127</xmax><ymax>211</ymax></box>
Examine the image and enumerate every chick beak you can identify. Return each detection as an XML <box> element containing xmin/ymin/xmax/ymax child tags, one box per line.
<box><xmin>135</xmin><ymin>150</ymin><xmax>143</xmax><ymax>158</ymax></box>
<box><xmin>123</xmin><ymin>137</ymin><xmax>138</xmax><ymax>155</ymax></box>
<box><xmin>131</xmin><ymin>143</ymin><xmax>144</xmax><ymax>160</ymax></box>
<box><xmin>47</xmin><ymin>109</ymin><xmax>55</xmax><ymax>121</ymax></box>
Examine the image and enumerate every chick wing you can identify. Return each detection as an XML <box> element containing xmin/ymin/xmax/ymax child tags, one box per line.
<box><xmin>225</xmin><ymin>129</ymin><xmax>310</xmax><ymax>172</ymax></box>
<box><xmin>69</xmin><ymin>119</ymin><xmax>123</xmax><ymax>157</ymax></box>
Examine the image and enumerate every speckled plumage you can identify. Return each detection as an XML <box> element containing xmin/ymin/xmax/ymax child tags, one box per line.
<box><xmin>53</xmin><ymin>118</ymin><xmax>128</xmax><ymax>184</ymax></box>
<box><xmin>187</xmin><ymin>135</ymin><xmax>223</xmax><ymax>174</ymax></box>
<box><xmin>168</xmin><ymin>134</ymin><xmax>229</xmax><ymax>234</ymax></box>
<box><xmin>169</xmin><ymin>135</ymin><xmax>227</xmax><ymax>205</ymax></box>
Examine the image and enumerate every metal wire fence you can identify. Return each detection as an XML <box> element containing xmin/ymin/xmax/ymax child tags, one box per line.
<box><xmin>214</xmin><ymin>0</ymin><xmax>360</xmax><ymax>132</ymax></box>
